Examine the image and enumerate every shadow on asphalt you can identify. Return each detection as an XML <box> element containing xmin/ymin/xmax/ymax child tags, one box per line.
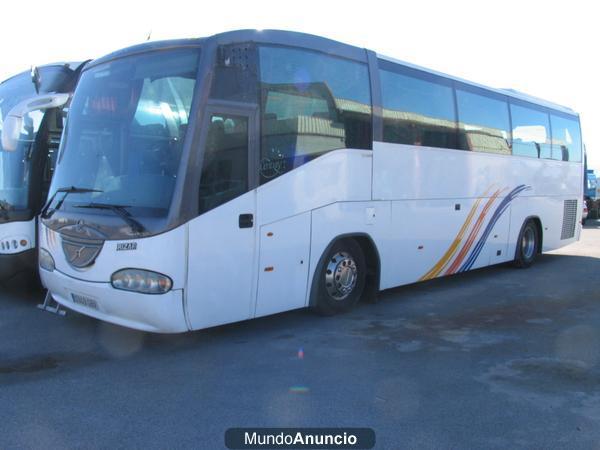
<box><xmin>2</xmin><ymin>251</ymin><xmax>599</xmax><ymax>364</ymax></box>
<box><xmin>0</xmin><ymin>271</ymin><xmax>43</xmax><ymax>300</ymax></box>
<box><xmin>105</xmin><ymin>250</ymin><xmax>600</xmax><ymax>356</ymax></box>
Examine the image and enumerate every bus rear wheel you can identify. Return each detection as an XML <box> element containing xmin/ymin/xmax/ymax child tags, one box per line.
<box><xmin>312</xmin><ymin>238</ymin><xmax>366</xmax><ymax>315</ymax></box>
<box><xmin>513</xmin><ymin>220</ymin><xmax>539</xmax><ymax>268</ymax></box>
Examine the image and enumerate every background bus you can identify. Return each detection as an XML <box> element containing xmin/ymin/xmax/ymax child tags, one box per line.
<box><xmin>0</xmin><ymin>62</ymin><xmax>86</xmax><ymax>282</ymax></box>
<box><xmin>36</xmin><ymin>30</ymin><xmax>583</xmax><ymax>332</ymax></box>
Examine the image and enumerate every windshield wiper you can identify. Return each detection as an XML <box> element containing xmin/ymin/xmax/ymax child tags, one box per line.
<box><xmin>42</xmin><ymin>186</ymin><xmax>103</xmax><ymax>219</ymax></box>
<box><xmin>74</xmin><ymin>203</ymin><xmax>146</xmax><ymax>234</ymax></box>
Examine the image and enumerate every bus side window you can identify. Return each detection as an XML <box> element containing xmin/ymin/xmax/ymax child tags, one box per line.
<box><xmin>198</xmin><ymin>114</ymin><xmax>249</xmax><ymax>214</ymax></box>
<box><xmin>379</xmin><ymin>63</ymin><xmax>458</xmax><ymax>150</ymax></box>
<box><xmin>258</xmin><ymin>46</ymin><xmax>372</xmax><ymax>184</ymax></box>
<box><xmin>550</xmin><ymin>114</ymin><xmax>582</xmax><ymax>162</ymax></box>
<box><xmin>455</xmin><ymin>88</ymin><xmax>511</xmax><ymax>155</ymax></box>
<box><xmin>510</xmin><ymin>103</ymin><xmax>551</xmax><ymax>159</ymax></box>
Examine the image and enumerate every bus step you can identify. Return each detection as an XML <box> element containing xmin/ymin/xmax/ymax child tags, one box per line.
<box><xmin>37</xmin><ymin>291</ymin><xmax>67</xmax><ymax>317</ymax></box>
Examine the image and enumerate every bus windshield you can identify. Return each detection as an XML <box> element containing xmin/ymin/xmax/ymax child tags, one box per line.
<box><xmin>49</xmin><ymin>49</ymin><xmax>199</xmax><ymax>224</ymax></box>
<box><xmin>0</xmin><ymin>72</ymin><xmax>51</xmax><ymax>212</ymax></box>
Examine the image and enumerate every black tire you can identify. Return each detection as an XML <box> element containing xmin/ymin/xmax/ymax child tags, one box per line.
<box><xmin>513</xmin><ymin>220</ymin><xmax>539</xmax><ymax>268</ymax></box>
<box><xmin>311</xmin><ymin>238</ymin><xmax>367</xmax><ymax>315</ymax></box>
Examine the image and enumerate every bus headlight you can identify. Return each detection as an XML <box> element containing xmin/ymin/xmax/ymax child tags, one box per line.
<box><xmin>111</xmin><ymin>269</ymin><xmax>172</xmax><ymax>294</ymax></box>
<box><xmin>39</xmin><ymin>248</ymin><xmax>55</xmax><ymax>272</ymax></box>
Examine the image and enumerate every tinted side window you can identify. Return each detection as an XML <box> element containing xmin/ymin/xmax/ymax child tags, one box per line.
<box><xmin>510</xmin><ymin>104</ymin><xmax>551</xmax><ymax>158</ymax></box>
<box><xmin>199</xmin><ymin>114</ymin><xmax>249</xmax><ymax>213</ymax></box>
<box><xmin>551</xmin><ymin>115</ymin><xmax>582</xmax><ymax>162</ymax></box>
<box><xmin>379</xmin><ymin>67</ymin><xmax>457</xmax><ymax>149</ymax></box>
<box><xmin>456</xmin><ymin>89</ymin><xmax>510</xmax><ymax>155</ymax></box>
<box><xmin>258</xmin><ymin>46</ymin><xmax>372</xmax><ymax>183</ymax></box>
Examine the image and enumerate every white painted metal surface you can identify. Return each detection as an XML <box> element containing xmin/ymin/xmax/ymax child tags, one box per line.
<box><xmin>186</xmin><ymin>190</ymin><xmax>257</xmax><ymax>330</ymax></box>
<box><xmin>372</xmin><ymin>142</ymin><xmax>581</xmax><ymax>201</ymax></box>
<box><xmin>40</xmin><ymin>267</ymin><xmax>187</xmax><ymax>333</ymax></box>
<box><xmin>40</xmin><ymin>223</ymin><xmax>188</xmax><ymax>287</ymax></box>
<box><xmin>0</xmin><ymin>219</ymin><xmax>35</xmax><ymax>255</ymax></box>
<box><xmin>255</xmin><ymin>212</ymin><xmax>311</xmax><ymax>317</ymax></box>
<box><xmin>256</xmin><ymin>149</ymin><xmax>372</xmax><ymax>226</ymax></box>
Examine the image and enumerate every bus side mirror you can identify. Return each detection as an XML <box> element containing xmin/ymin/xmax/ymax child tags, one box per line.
<box><xmin>1</xmin><ymin>93</ymin><xmax>70</xmax><ymax>152</ymax></box>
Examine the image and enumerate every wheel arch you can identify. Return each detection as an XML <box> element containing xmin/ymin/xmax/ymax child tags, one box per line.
<box><xmin>515</xmin><ymin>215</ymin><xmax>543</xmax><ymax>258</ymax></box>
<box><xmin>308</xmin><ymin>232</ymin><xmax>381</xmax><ymax>307</ymax></box>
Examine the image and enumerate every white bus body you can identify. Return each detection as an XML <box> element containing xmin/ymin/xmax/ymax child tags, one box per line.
<box><xmin>0</xmin><ymin>218</ymin><xmax>37</xmax><ymax>276</ymax></box>
<box><xmin>39</xmin><ymin>31</ymin><xmax>583</xmax><ymax>332</ymax></box>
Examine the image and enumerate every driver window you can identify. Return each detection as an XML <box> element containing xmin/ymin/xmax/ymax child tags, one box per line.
<box><xmin>198</xmin><ymin>113</ymin><xmax>249</xmax><ymax>214</ymax></box>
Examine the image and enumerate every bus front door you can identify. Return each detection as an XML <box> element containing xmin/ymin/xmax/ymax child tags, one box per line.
<box><xmin>186</xmin><ymin>104</ymin><xmax>258</xmax><ymax>330</ymax></box>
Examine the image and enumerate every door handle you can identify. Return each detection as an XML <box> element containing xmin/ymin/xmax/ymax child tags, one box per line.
<box><xmin>239</xmin><ymin>214</ymin><xmax>254</xmax><ymax>228</ymax></box>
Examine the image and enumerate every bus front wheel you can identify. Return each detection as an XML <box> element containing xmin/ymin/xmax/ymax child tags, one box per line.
<box><xmin>312</xmin><ymin>238</ymin><xmax>366</xmax><ymax>315</ymax></box>
<box><xmin>513</xmin><ymin>220</ymin><xmax>539</xmax><ymax>268</ymax></box>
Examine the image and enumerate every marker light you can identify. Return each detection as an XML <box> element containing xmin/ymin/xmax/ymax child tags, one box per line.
<box><xmin>39</xmin><ymin>248</ymin><xmax>55</xmax><ymax>272</ymax></box>
<box><xmin>111</xmin><ymin>269</ymin><xmax>172</xmax><ymax>294</ymax></box>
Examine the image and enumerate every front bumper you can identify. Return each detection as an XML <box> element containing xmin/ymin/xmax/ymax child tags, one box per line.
<box><xmin>0</xmin><ymin>248</ymin><xmax>37</xmax><ymax>281</ymax></box>
<box><xmin>40</xmin><ymin>269</ymin><xmax>188</xmax><ymax>333</ymax></box>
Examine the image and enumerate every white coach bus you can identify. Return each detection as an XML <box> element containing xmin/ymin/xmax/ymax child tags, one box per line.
<box><xmin>0</xmin><ymin>62</ymin><xmax>86</xmax><ymax>281</ymax></box>
<box><xmin>35</xmin><ymin>30</ymin><xmax>583</xmax><ymax>332</ymax></box>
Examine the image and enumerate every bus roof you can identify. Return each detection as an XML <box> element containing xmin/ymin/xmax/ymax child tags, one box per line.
<box><xmin>85</xmin><ymin>29</ymin><xmax>579</xmax><ymax>117</ymax></box>
<box><xmin>88</xmin><ymin>39</ymin><xmax>203</xmax><ymax>69</ymax></box>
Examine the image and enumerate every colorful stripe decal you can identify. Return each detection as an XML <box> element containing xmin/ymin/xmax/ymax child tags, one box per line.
<box><xmin>457</xmin><ymin>184</ymin><xmax>530</xmax><ymax>273</ymax></box>
<box><xmin>444</xmin><ymin>188</ymin><xmax>505</xmax><ymax>275</ymax></box>
<box><xmin>419</xmin><ymin>192</ymin><xmax>488</xmax><ymax>281</ymax></box>
<box><xmin>420</xmin><ymin>184</ymin><xmax>530</xmax><ymax>280</ymax></box>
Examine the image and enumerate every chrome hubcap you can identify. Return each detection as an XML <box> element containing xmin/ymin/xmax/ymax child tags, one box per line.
<box><xmin>325</xmin><ymin>252</ymin><xmax>358</xmax><ymax>301</ymax></box>
<box><xmin>522</xmin><ymin>227</ymin><xmax>536</xmax><ymax>260</ymax></box>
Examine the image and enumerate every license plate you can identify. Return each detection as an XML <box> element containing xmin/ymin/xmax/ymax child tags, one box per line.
<box><xmin>71</xmin><ymin>293</ymin><xmax>99</xmax><ymax>310</ymax></box>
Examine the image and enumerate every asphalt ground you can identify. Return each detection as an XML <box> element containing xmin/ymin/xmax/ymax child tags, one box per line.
<box><xmin>1</xmin><ymin>222</ymin><xmax>600</xmax><ymax>449</ymax></box>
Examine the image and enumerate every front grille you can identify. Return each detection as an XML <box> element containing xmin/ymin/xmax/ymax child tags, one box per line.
<box><xmin>58</xmin><ymin>223</ymin><xmax>106</xmax><ymax>269</ymax></box>
<box><xmin>62</xmin><ymin>236</ymin><xmax>104</xmax><ymax>269</ymax></box>
<box><xmin>561</xmin><ymin>199</ymin><xmax>578</xmax><ymax>240</ymax></box>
